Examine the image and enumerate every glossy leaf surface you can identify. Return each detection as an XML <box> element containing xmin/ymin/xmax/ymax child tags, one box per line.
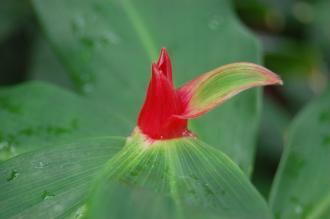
<box><xmin>0</xmin><ymin>82</ymin><xmax>131</xmax><ymax>161</ymax></box>
<box><xmin>0</xmin><ymin>137</ymin><xmax>125</xmax><ymax>218</ymax></box>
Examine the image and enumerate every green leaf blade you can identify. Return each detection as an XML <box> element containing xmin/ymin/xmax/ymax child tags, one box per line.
<box><xmin>269</xmin><ymin>91</ymin><xmax>330</xmax><ymax>219</ymax></box>
<box><xmin>0</xmin><ymin>81</ymin><xmax>131</xmax><ymax>160</ymax></box>
<box><xmin>87</xmin><ymin>129</ymin><xmax>272</xmax><ymax>219</ymax></box>
<box><xmin>0</xmin><ymin>137</ymin><xmax>125</xmax><ymax>219</ymax></box>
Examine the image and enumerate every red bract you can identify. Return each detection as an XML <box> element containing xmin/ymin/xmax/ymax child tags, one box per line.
<box><xmin>137</xmin><ymin>48</ymin><xmax>282</xmax><ymax>140</ymax></box>
<box><xmin>137</xmin><ymin>48</ymin><xmax>189</xmax><ymax>140</ymax></box>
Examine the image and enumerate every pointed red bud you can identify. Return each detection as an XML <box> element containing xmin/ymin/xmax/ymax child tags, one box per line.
<box><xmin>137</xmin><ymin>48</ymin><xmax>188</xmax><ymax>139</ymax></box>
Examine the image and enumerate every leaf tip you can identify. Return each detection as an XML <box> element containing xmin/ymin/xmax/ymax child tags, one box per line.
<box><xmin>248</xmin><ymin>62</ymin><xmax>283</xmax><ymax>86</ymax></box>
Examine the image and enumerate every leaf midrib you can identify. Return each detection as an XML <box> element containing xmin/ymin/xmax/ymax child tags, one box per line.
<box><xmin>120</xmin><ymin>0</ymin><xmax>158</xmax><ymax>60</ymax></box>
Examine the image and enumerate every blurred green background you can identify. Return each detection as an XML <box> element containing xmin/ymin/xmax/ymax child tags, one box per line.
<box><xmin>0</xmin><ymin>0</ymin><xmax>329</xmax><ymax>198</ymax></box>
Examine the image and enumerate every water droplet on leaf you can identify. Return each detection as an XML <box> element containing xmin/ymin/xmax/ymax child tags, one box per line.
<box><xmin>7</xmin><ymin>169</ymin><xmax>19</xmax><ymax>181</ymax></box>
<box><xmin>100</xmin><ymin>31</ymin><xmax>121</xmax><ymax>45</ymax></box>
<box><xmin>72</xmin><ymin>16</ymin><xmax>85</xmax><ymax>34</ymax></box>
<box><xmin>290</xmin><ymin>197</ymin><xmax>305</xmax><ymax>216</ymax></box>
<box><xmin>294</xmin><ymin>204</ymin><xmax>303</xmax><ymax>215</ymax></box>
<box><xmin>0</xmin><ymin>141</ymin><xmax>17</xmax><ymax>160</ymax></box>
<box><xmin>32</xmin><ymin>160</ymin><xmax>49</xmax><ymax>168</ymax></box>
<box><xmin>203</xmin><ymin>183</ymin><xmax>215</xmax><ymax>196</ymax></box>
<box><xmin>41</xmin><ymin>190</ymin><xmax>55</xmax><ymax>200</ymax></box>
<box><xmin>72</xmin><ymin>204</ymin><xmax>87</xmax><ymax>219</ymax></box>
<box><xmin>208</xmin><ymin>15</ymin><xmax>223</xmax><ymax>30</ymax></box>
<box><xmin>82</xmin><ymin>83</ymin><xmax>94</xmax><ymax>94</ymax></box>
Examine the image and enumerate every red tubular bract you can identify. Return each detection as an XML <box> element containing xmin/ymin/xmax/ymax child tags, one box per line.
<box><xmin>137</xmin><ymin>48</ymin><xmax>189</xmax><ymax>140</ymax></box>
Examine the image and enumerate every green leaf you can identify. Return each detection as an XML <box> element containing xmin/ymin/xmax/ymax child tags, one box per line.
<box><xmin>178</xmin><ymin>62</ymin><xmax>282</xmax><ymax>118</ymax></box>
<box><xmin>0</xmin><ymin>82</ymin><xmax>131</xmax><ymax>160</ymax></box>
<box><xmin>32</xmin><ymin>0</ymin><xmax>263</xmax><ymax>175</ymax></box>
<box><xmin>0</xmin><ymin>137</ymin><xmax>125</xmax><ymax>219</ymax></box>
<box><xmin>86</xmin><ymin>129</ymin><xmax>272</xmax><ymax>219</ymax></box>
<box><xmin>269</xmin><ymin>90</ymin><xmax>330</xmax><ymax>219</ymax></box>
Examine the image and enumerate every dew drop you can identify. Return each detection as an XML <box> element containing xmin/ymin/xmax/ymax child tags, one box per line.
<box><xmin>0</xmin><ymin>141</ymin><xmax>17</xmax><ymax>160</ymax></box>
<box><xmin>72</xmin><ymin>204</ymin><xmax>87</xmax><ymax>219</ymax></box>
<box><xmin>7</xmin><ymin>169</ymin><xmax>19</xmax><ymax>181</ymax></box>
<box><xmin>294</xmin><ymin>204</ymin><xmax>303</xmax><ymax>215</ymax></box>
<box><xmin>290</xmin><ymin>196</ymin><xmax>305</xmax><ymax>216</ymax></box>
<box><xmin>41</xmin><ymin>190</ymin><xmax>55</xmax><ymax>200</ymax></box>
<box><xmin>82</xmin><ymin>83</ymin><xmax>94</xmax><ymax>94</ymax></box>
<box><xmin>72</xmin><ymin>15</ymin><xmax>85</xmax><ymax>34</ymax></box>
<box><xmin>208</xmin><ymin>14</ymin><xmax>223</xmax><ymax>31</ymax></box>
<box><xmin>54</xmin><ymin>204</ymin><xmax>64</xmax><ymax>213</ymax></box>
<box><xmin>32</xmin><ymin>160</ymin><xmax>49</xmax><ymax>168</ymax></box>
<box><xmin>100</xmin><ymin>31</ymin><xmax>121</xmax><ymax>45</ymax></box>
<box><xmin>75</xmin><ymin>72</ymin><xmax>95</xmax><ymax>94</ymax></box>
<box><xmin>203</xmin><ymin>183</ymin><xmax>215</xmax><ymax>196</ymax></box>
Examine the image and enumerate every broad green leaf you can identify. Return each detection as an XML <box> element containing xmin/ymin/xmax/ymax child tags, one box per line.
<box><xmin>86</xmin><ymin>128</ymin><xmax>272</xmax><ymax>219</ymax></box>
<box><xmin>178</xmin><ymin>62</ymin><xmax>282</xmax><ymax>118</ymax></box>
<box><xmin>88</xmin><ymin>182</ymin><xmax>177</xmax><ymax>219</ymax></box>
<box><xmin>269</xmin><ymin>90</ymin><xmax>330</xmax><ymax>219</ymax></box>
<box><xmin>0</xmin><ymin>137</ymin><xmax>125</xmax><ymax>219</ymax></box>
<box><xmin>0</xmin><ymin>81</ymin><xmax>131</xmax><ymax>160</ymax></box>
<box><xmin>32</xmin><ymin>0</ymin><xmax>263</xmax><ymax>175</ymax></box>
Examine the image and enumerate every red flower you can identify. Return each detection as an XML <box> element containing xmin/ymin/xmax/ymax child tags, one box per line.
<box><xmin>137</xmin><ymin>48</ymin><xmax>189</xmax><ymax>139</ymax></box>
<box><xmin>137</xmin><ymin>48</ymin><xmax>282</xmax><ymax>140</ymax></box>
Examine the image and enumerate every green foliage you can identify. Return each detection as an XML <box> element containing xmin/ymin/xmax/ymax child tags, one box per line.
<box><xmin>87</xmin><ymin>129</ymin><xmax>272</xmax><ymax>219</ymax></box>
<box><xmin>0</xmin><ymin>137</ymin><xmax>124</xmax><ymax>218</ymax></box>
<box><xmin>0</xmin><ymin>0</ymin><xmax>272</xmax><ymax>217</ymax></box>
<box><xmin>270</xmin><ymin>90</ymin><xmax>330</xmax><ymax>219</ymax></box>
<box><xmin>0</xmin><ymin>0</ymin><xmax>272</xmax><ymax>216</ymax></box>
<box><xmin>0</xmin><ymin>82</ymin><xmax>130</xmax><ymax>160</ymax></box>
<box><xmin>1</xmin><ymin>0</ymin><xmax>329</xmax><ymax>218</ymax></box>
<box><xmin>32</xmin><ymin>0</ymin><xmax>262</xmax><ymax>174</ymax></box>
